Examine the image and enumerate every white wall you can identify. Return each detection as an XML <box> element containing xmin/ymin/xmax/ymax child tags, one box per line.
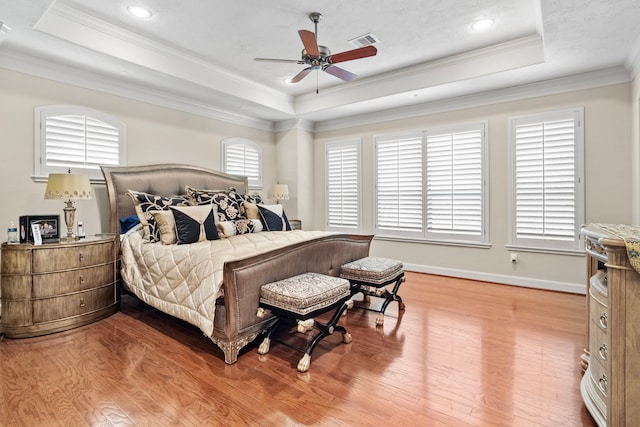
<box><xmin>313</xmin><ymin>83</ymin><xmax>633</xmax><ymax>291</ymax></box>
<box><xmin>0</xmin><ymin>68</ymin><xmax>276</xmax><ymax>237</ymax></box>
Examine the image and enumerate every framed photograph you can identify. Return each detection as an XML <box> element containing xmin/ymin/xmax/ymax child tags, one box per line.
<box><xmin>19</xmin><ymin>215</ymin><xmax>60</xmax><ymax>243</ymax></box>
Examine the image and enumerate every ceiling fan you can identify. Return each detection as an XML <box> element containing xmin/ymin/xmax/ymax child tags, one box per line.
<box><xmin>254</xmin><ymin>12</ymin><xmax>377</xmax><ymax>86</ymax></box>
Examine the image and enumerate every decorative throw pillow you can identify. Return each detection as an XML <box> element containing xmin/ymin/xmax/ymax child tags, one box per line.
<box><xmin>170</xmin><ymin>204</ymin><xmax>219</xmax><ymax>244</ymax></box>
<box><xmin>127</xmin><ymin>190</ymin><xmax>191</xmax><ymax>242</ymax></box>
<box><xmin>257</xmin><ymin>204</ymin><xmax>292</xmax><ymax>232</ymax></box>
<box><xmin>242</xmin><ymin>201</ymin><xmax>260</xmax><ymax>220</ymax></box>
<box><xmin>216</xmin><ymin>219</ymin><xmax>263</xmax><ymax>238</ymax></box>
<box><xmin>235</xmin><ymin>193</ymin><xmax>263</xmax><ymax>218</ymax></box>
<box><xmin>119</xmin><ymin>214</ymin><xmax>140</xmax><ymax>234</ymax></box>
<box><xmin>150</xmin><ymin>210</ymin><xmax>177</xmax><ymax>244</ymax></box>
<box><xmin>152</xmin><ymin>205</ymin><xmax>219</xmax><ymax>245</ymax></box>
<box><xmin>186</xmin><ymin>186</ymin><xmax>241</xmax><ymax>223</ymax></box>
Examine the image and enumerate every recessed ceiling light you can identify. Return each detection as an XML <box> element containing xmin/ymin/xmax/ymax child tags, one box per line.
<box><xmin>127</xmin><ymin>5</ymin><xmax>153</xmax><ymax>19</ymax></box>
<box><xmin>470</xmin><ymin>17</ymin><xmax>494</xmax><ymax>31</ymax></box>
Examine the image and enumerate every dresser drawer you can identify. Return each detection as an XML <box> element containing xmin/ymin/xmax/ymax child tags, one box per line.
<box><xmin>589</xmin><ymin>286</ymin><xmax>608</xmax><ymax>333</ymax></box>
<box><xmin>33</xmin><ymin>264</ymin><xmax>115</xmax><ymax>298</ymax></box>
<box><xmin>33</xmin><ymin>285</ymin><xmax>117</xmax><ymax>323</ymax></box>
<box><xmin>589</xmin><ymin>355</ymin><xmax>608</xmax><ymax>401</ymax></box>
<box><xmin>590</xmin><ymin>319</ymin><xmax>609</xmax><ymax>366</ymax></box>
<box><xmin>32</xmin><ymin>241</ymin><xmax>115</xmax><ymax>273</ymax></box>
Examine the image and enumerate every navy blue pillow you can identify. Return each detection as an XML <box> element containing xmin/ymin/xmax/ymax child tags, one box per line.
<box><xmin>170</xmin><ymin>205</ymin><xmax>219</xmax><ymax>244</ymax></box>
<box><xmin>257</xmin><ymin>205</ymin><xmax>292</xmax><ymax>231</ymax></box>
<box><xmin>120</xmin><ymin>215</ymin><xmax>140</xmax><ymax>234</ymax></box>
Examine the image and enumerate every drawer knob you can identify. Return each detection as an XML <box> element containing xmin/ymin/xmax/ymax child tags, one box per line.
<box><xmin>598</xmin><ymin>343</ymin><xmax>608</xmax><ymax>361</ymax></box>
<box><xmin>79</xmin><ymin>298</ymin><xmax>86</xmax><ymax>308</ymax></box>
<box><xmin>79</xmin><ymin>253</ymin><xmax>85</xmax><ymax>263</ymax></box>
<box><xmin>598</xmin><ymin>374</ymin><xmax>608</xmax><ymax>394</ymax></box>
<box><xmin>79</xmin><ymin>276</ymin><xmax>85</xmax><ymax>285</ymax></box>
<box><xmin>599</xmin><ymin>312</ymin><xmax>608</xmax><ymax>329</ymax></box>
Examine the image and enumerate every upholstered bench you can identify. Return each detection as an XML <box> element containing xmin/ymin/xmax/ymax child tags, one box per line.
<box><xmin>256</xmin><ymin>272</ymin><xmax>353</xmax><ymax>372</ymax></box>
<box><xmin>340</xmin><ymin>257</ymin><xmax>406</xmax><ymax>326</ymax></box>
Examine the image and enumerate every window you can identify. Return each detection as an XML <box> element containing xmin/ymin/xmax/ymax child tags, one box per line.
<box><xmin>326</xmin><ymin>140</ymin><xmax>361</xmax><ymax>232</ymax></box>
<box><xmin>374</xmin><ymin>123</ymin><xmax>488</xmax><ymax>244</ymax></box>
<box><xmin>222</xmin><ymin>138</ymin><xmax>262</xmax><ymax>189</ymax></box>
<box><xmin>508</xmin><ymin>108</ymin><xmax>584</xmax><ymax>252</ymax></box>
<box><xmin>35</xmin><ymin>105</ymin><xmax>126</xmax><ymax>181</ymax></box>
<box><xmin>375</xmin><ymin>133</ymin><xmax>424</xmax><ymax>238</ymax></box>
<box><xmin>425</xmin><ymin>124</ymin><xmax>486</xmax><ymax>242</ymax></box>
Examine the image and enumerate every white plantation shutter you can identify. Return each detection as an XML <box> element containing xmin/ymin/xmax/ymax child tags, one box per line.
<box><xmin>45</xmin><ymin>116</ymin><xmax>120</xmax><ymax>168</ymax></box>
<box><xmin>222</xmin><ymin>138</ymin><xmax>262</xmax><ymax>189</ymax></box>
<box><xmin>375</xmin><ymin>133</ymin><xmax>423</xmax><ymax>237</ymax></box>
<box><xmin>426</xmin><ymin>125</ymin><xmax>485</xmax><ymax>241</ymax></box>
<box><xmin>326</xmin><ymin>140</ymin><xmax>360</xmax><ymax>231</ymax></box>
<box><xmin>35</xmin><ymin>106</ymin><xmax>126</xmax><ymax>180</ymax></box>
<box><xmin>510</xmin><ymin>108</ymin><xmax>584</xmax><ymax>250</ymax></box>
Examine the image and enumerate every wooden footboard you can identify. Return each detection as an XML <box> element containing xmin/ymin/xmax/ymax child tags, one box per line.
<box><xmin>213</xmin><ymin>233</ymin><xmax>373</xmax><ymax>364</ymax></box>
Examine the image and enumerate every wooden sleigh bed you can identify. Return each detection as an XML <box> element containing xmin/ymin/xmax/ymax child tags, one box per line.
<box><xmin>102</xmin><ymin>164</ymin><xmax>372</xmax><ymax>364</ymax></box>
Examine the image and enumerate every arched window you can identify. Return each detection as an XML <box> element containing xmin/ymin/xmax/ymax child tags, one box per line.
<box><xmin>222</xmin><ymin>138</ymin><xmax>262</xmax><ymax>189</ymax></box>
<box><xmin>35</xmin><ymin>105</ymin><xmax>126</xmax><ymax>181</ymax></box>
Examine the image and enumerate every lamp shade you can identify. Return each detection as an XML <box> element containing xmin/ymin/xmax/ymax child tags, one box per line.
<box><xmin>268</xmin><ymin>184</ymin><xmax>289</xmax><ymax>201</ymax></box>
<box><xmin>44</xmin><ymin>172</ymin><xmax>93</xmax><ymax>200</ymax></box>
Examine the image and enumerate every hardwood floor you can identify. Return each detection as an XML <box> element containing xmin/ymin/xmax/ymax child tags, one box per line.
<box><xmin>0</xmin><ymin>272</ymin><xmax>597</xmax><ymax>426</ymax></box>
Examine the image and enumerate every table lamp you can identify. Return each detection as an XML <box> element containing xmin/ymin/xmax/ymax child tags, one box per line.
<box><xmin>268</xmin><ymin>184</ymin><xmax>289</xmax><ymax>204</ymax></box>
<box><xmin>44</xmin><ymin>169</ymin><xmax>92</xmax><ymax>241</ymax></box>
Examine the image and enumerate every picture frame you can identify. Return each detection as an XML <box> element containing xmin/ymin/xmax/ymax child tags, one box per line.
<box><xmin>19</xmin><ymin>215</ymin><xmax>61</xmax><ymax>243</ymax></box>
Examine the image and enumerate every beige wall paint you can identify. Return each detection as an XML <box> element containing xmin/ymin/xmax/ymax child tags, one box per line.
<box><xmin>314</xmin><ymin>83</ymin><xmax>633</xmax><ymax>288</ymax></box>
<box><xmin>0</xmin><ymin>69</ymin><xmax>276</xmax><ymax>236</ymax></box>
<box><xmin>275</xmin><ymin>127</ymin><xmax>314</xmax><ymax>226</ymax></box>
<box><xmin>632</xmin><ymin>74</ymin><xmax>640</xmax><ymax>224</ymax></box>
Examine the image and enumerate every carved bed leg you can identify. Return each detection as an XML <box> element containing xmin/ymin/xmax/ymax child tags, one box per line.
<box><xmin>210</xmin><ymin>331</ymin><xmax>263</xmax><ymax>364</ymax></box>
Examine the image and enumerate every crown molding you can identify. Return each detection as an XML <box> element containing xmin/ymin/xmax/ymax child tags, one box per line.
<box><xmin>626</xmin><ymin>35</ymin><xmax>640</xmax><ymax>80</ymax></box>
<box><xmin>313</xmin><ymin>66</ymin><xmax>631</xmax><ymax>132</ymax></box>
<box><xmin>294</xmin><ymin>35</ymin><xmax>544</xmax><ymax>116</ymax></box>
<box><xmin>0</xmin><ymin>47</ymin><xmax>276</xmax><ymax>132</ymax></box>
<box><xmin>34</xmin><ymin>1</ymin><xmax>294</xmax><ymax>117</ymax></box>
<box><xmin>273</xmin><ymin>119</ymin><xmax>315</xmax><ymax>133</ymax></box>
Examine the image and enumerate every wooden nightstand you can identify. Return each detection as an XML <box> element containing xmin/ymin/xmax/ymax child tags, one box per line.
<box><xmin>0</xmin><ymin>234</ymin><xmax>119</xmax><ymax>338</ymax></box>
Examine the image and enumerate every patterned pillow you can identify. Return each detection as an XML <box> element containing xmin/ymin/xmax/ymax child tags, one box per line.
<box><xmin>234</xmin><ymin>193</ymin><xmax>263</xmax><ymax>218</ymax></box>
<box><xmin>186</xmin><ymin>186</ymin><xmax>241</xmax><ymax>222</ymax></box>
<box><xmin>127</xmin><ymin>190</ymin><xmax>191</xmax><ymax>242</ymax></box>
<box><xmin>257</xmin><ymin>204</ymin><xmax>292</xmax><ymax>231</ymax></box>
<box><xmin>170</xmin><ymin>205</ymin><xmax>219</xmax><ymax>244</ymax></box>
<box><xmin>242</xmin><ymin>201</ymin><xmax>260</xmax><ymax>220</ymax></box>
<box><xmin>216</xmin><ymin>219</ymin><xmax>263</xmax><ymax>238</ymax></box>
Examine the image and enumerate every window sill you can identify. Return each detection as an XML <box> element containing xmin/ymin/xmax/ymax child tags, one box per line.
<box><xmin>374</xmin><ymin>234</ymin><xmax>492</xmax><ymax>249</ymax></box>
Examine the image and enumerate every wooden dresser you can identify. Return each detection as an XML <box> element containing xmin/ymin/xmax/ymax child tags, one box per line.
<box><xmin>581</xmin><ymin>225</ymin><xmax>640</xmax><ymax>427</ymax></box>
<box><xmin>1</xmin><ymin>234</ymin><xmax>119</xmax><ymax>338</ymax></box>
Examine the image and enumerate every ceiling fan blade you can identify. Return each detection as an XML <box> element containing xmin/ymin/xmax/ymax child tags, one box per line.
<box><xmin>290</xmin><ymin>67</ymin><xmax>314</xmax><ymax>83</ymax></box>
<box><xmin>254</xmin><ymin>58</ymin><xmax>305</xmax><ymax>64</ymax></box>
<box><xmin>323</xmin><ymin>65</ymin><xmax>357</xmax><ymax>81</ymax></box>
<box><xmin>328</xmin><ymin>45</ymin><xmax>377</xmax><ymax>64</ymax></box>
<box><xmin>298</xmin><ymin>29</ymin><xmax>320</xmax><ymax>57</ymax></box>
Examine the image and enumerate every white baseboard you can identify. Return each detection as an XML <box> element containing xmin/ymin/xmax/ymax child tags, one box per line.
<box><xmin>404</xmin><ymin>263</ymin><xmax>586</xmax><ymax>295</ymax></box>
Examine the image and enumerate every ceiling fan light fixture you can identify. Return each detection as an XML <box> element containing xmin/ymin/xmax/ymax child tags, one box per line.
<box><xmin>127</xmin><ymin>5</ymin><xmax>153</xmax><ymax>19</ymax></box>
<box><xmin>470</xmin><ymin>17</ymin><xmax>494</xmax><ymax>31</ymax></box>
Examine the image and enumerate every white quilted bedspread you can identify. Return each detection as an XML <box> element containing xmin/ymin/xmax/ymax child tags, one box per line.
<box><xmin>120</xmin><ymin>226</ymin><xmax>331</xmax><ymax>337</ymax></box>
